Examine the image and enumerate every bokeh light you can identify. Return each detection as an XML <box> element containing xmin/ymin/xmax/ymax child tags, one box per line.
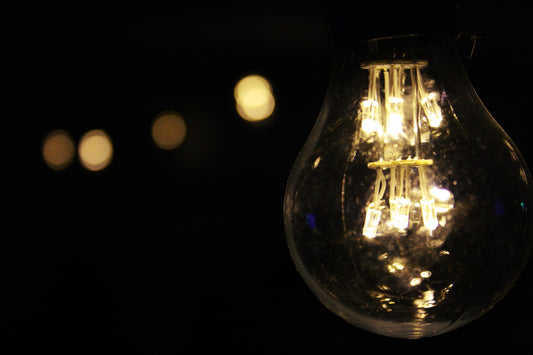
<box><xmin>42</xmin><ymin>130</ymin><xmax>75</xmax><ymax>170</ymax></box>
<box><xmin>151</xmin><ymin>112</ymin><xmax>187</xmax><ymax>150</ymax></box>
<box><xmin>234</xmin><ymin>74</ymin><xmax>275</xmax><ymax>122</ymax></box>
<box><xmin>78</xmin><ymin>129</ymin><xmax>113</xmax><ymax>171</ymax></box>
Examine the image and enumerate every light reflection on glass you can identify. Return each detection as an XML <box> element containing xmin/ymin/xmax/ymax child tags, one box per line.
<box><xmin>312</xmin><ymin>157</ymin><xmax>321</xmax><ymax>169</ymax></box>
<box><xmin>410</xmin><ymin>278</ymin><xmax>422</xmax><ymax>286</ymax></box>
<box><xmin>78</xmin><ymin>129</ymin><xmax>113</xmax><ymax>171</ymax></box>
<box><xmin>234</xmin><ymin>74</ymin><xmax>275</xmax><ymax>122</ymax></box>
<box><xmin>430</xmin><ymin>187</ymin><xmax>454</xmax><ymax>213</ymax></box>
<box><xmin>420</xmin><ymin>270</ymin><xmax>432</xmax><ymax>278</ymax></box>
<box><xmin>152</xmin><ymin>112</ymin><xmax>187</xmax><ymax>150</ymax></box>
<box><xmin>42</xmin><ymin>130</ymin><xmax>75</xmax><ymax>170</ymax></box>
<box><xmin>413</xmin><ymin>290</ymin><xmax>436</xmax><ymax>309</ymax></box>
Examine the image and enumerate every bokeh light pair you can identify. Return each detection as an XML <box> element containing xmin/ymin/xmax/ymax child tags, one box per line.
<box><xmin>42</xmin><ymin>129</ymin><xmax>113</xmax><ymax>172</ymax></box>
<box><xmin>234</xmin><ymin>75</ymin><xmax>275</xmax><ymax>122</ymax></box>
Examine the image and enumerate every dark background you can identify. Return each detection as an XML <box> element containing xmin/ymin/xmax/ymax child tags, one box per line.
<box><xmin>4</xmin><ymin>2</ymin><xmax>533</xmax><ymax>353</ymax></box>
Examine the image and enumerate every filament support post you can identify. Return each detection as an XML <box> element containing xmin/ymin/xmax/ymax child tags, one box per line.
<box><xmin>360</xmin><ymin>60</ymin><xmax>428</xmax><ymax>70</ymax></box>
<box><xmin>367</xmin><ymin>159</ymin><xmax>434</xmax><ymax>169</ymax></box>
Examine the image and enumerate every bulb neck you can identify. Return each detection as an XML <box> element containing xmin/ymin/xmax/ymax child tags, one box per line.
<box><xmin>327</xmin><ymin>34</ymin><xmax>465</xmax><ymax>82</ymax></box>
<box><xmin>360</xmin><ymin>34</ymin><xmax>459</xmax><ymax>64</ymax></box>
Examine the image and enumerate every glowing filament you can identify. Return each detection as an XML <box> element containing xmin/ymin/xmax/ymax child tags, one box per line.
<box><xmin>420</xmin><ymin>198</ymin><xmax>438</xmax><ymax>230</ymax></box>
<box><xmin>363</xmin><ymin>168</ymin><xmax>386</xmax><ymax>238</ymax></box>
<box><xmin>418</xmin><ymin>166</ymin><xmax>438</xmax><ymax>230</ymax></box>
<box><xmin>361</xmin><ymin>99</ymin><xmax>379</xmax><ymax>134</ymax></box>
<box><xmin>359</xmin><ymin>61</ymin><xmax>452</xmax><ymax>238</ymax></box>
<box><xmin>389</xmin><ymin>166</ymin><xmax>411</xmax><ymax>229</ymax></box>
<box><xmin>363</xmin><ymin>205</ymin><xmax>382</xmax><ymax>239</ymax></box>
<box><xmin>364</xmin><ymin>159</ymin><xmax>442</xmax><ymax>235</ymax></box>
<box><xmin>386</xmin><ymin>97</ymin><xmax>404</xmax><ymax>137</ymax></box>
<box><xmin>421</xmin><ymin>92</ymin><xmax>443</xmax><ymax>128</ymax></box>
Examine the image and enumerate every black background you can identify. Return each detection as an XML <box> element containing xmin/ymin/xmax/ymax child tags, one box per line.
<box><xmin>4</xmin><ymin>2</ymin><xmax>533</xmax><ymax>353</ymax></box>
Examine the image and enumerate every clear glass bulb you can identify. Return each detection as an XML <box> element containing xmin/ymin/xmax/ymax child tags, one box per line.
<box><xmin>284</xmin><ymin>34</ymin><xmax>533</xmax><ymax>339</ymax></box>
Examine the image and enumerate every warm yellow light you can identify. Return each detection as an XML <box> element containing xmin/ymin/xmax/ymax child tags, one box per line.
<box><xmin>387</xmin><ymin>113</ymin><xmax>404</xmax><ymax>137</ymax></box>
<box><xmin>392</xmin><ymin>261</ymin><xmax>404</xmax><ymax>270</ymax></box>
<box><xmin>386</xmin><ymin>97</ymin><xmax>405</xmax><ymax>137</ymax></box>
<box><xmin>421</xmin><ymin>92</ymin><xmax>443</xmax><ymax>128</ymax></box>
<box><xmin>361</xmin><ymin>63</ymin><xmax>454</xmax><ymax>237</ymax></box>
<box><xmin>430</xmin><ymin>187</ymin><xmax>454</xmax><ymax>213</ymax></box>
<box><xmin>410</xmin><ymin>278</ymin><xmax>422</xmax><ymax>286</ymax></box>
<box><xmin>234</xmin><ymin>75</ymin><xmax>271</xmax><ymax>101</ymax></box>
<box><xmin>420</xmin><ymin>270</ymin><xmax>432</xmax><ymax>278</ymax></box>
<box><xmin>361</xmin><ymin>99</ymin><xmax>379</xmax><ymax>134</ymax></box>
<box><xmin>236</xmin><ymin>95</ymin><xmax>275</xmax><ymax>121</ymax></box>
<box><xmin>361</xmin><ymin>117</ymin><xmax>378</xmax><ymax>134</ymax></box>
<box><xmin>234</xmin><ymin>75</ymin><xmax>275</xmax><ymax>122</ymax></box>
<box><xmin>78</xmin><ymin>129</ymin><xmax>113</xmax><ymax>171</ymax></box>
<box><xmin>152</xmin><ymin>112</ymin><xmax>187</xmax><ymax>150</ymax></box>
<box><xmin>42</xmin><ymin>130</ymin><xmax>75</xmax><ymax>170</ymax></box>
<box><xmin>414</xmin><ymin>290</ymin><xmax>436</xmax><ymax>309</ymax></box>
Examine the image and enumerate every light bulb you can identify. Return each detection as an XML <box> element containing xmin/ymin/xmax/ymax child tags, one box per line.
<box><xmin>284</xmin><ymin>34</ymin><xmax>533</xmax><ymax>338</ymax></box>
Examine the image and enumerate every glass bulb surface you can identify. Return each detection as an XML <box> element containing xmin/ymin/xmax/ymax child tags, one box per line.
<box><xmin>284</xmin><ymin>34</ymin><xmax>533</xmax><ymax>339</ymax></box>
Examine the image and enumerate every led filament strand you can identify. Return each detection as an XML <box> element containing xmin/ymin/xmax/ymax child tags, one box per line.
<box><xmin>363</xmin><ymin>168</ymin><xmax>386</xmax><ymax>239</ymax></box>
<box><xmin>390</xmin><ymin>165</ymin><xmax>411</xmax><ymax>229</ymax></box>
<box><xmin>360</xmin><ymin>61</ymin><xmax>442</xmax><ymax>238</ymax></box>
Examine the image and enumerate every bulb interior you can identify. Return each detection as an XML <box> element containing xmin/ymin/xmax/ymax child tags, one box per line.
<box><xmin>359</xmin><ymin>60</ymin><xmax>446</xmax><ymax>239</ymax></box>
